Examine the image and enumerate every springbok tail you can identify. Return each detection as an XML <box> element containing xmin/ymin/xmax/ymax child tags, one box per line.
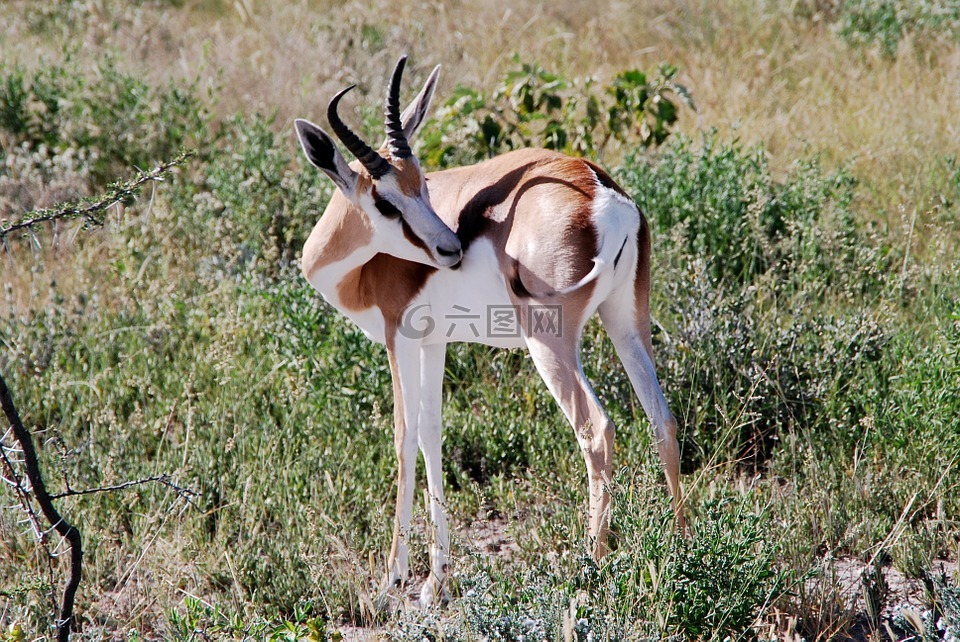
<box><xmin>513</xmin><ymin>233</ymin><xmax>628</xmax><ymax>300</ymax></box>
<box><xmin>551</xmin><ymin>235</ymin><xmax>629</xmax><ymax>296</ymax></box>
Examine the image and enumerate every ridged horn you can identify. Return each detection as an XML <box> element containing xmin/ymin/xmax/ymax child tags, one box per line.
<box><xmin>384</xmin><ymin>55</ymin><xmax>412</xmax><ymax>159</ymax></box>
<box><xmin>327</xmin><ymin>84</ymin><xmax>391</xmax><ymax>179</ymax></box>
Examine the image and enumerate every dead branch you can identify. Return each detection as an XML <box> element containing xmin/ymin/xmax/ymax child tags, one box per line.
<box><xmin>50</xmin><ymin>473</ymin><xmax>199</xmax><ymax>507</ymax></box>
<box><xmin>0</xmin><ymin>372</ymin><xmax>82</xmax><ymax>642</ymax></box>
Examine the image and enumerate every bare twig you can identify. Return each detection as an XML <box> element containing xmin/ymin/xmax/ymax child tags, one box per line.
<box><xmin>0</xmin><ymin>372</ymin><xmax>81</xmax><ymax>642</ymax></box>
<box><xmin>0</xmin><ymin>150</ymin><xmax>194</xmax><ymax>241</ymax></box>
<box><xmin>50</xmin><ymin>473</ymin><xmax>199</xmax><ymax>507</ymax></box>
<box><xmin>0</xmin><ymin>429</ymin><xmax>60</xmax><ymax>621</ymax></box>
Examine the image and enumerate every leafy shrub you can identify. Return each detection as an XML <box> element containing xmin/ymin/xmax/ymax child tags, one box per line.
<box><xmin>619</xmin><ymin>133</ymin><xmax>863</xmax><ymax>288</ymax></box>
<box><xmin>611</xmin><ymin>135</ymin><xmax>897</xmax><ymax>468</ymax></box>
<box><xmin>835</xmin><ymin>0</ymin><xmax>960</xmax><ymax>56</ymax></box>
<box><xmin>194</xmin><ymin>115</ymin><xmax>330</xmax><ymax>276</ymax></box>
<box><xmin>0</xmin><ymin>54</ymin><xmax>209</xmax><ymax>191</ymax></box>
<box><xmin>654</xmin><ymin>266</ymin><xmax>892</xmax><ymax>470</ymax></box>
<box><xmin>417</xmin><ymin>56</ymin><xmax>693</xmax><ymax>168</ymax></box>
<box><xmin>609</xmin><ymin>132</ymin><xmax>960</xmax><ymax>590</ymax></box>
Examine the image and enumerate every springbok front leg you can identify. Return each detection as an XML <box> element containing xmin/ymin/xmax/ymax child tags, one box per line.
<box><xmin>417</xmin><ymin>343</ymin><xmax>450</xmax><ymax>607</ymax></box>
<box><xmin>383</xmin><ymin>338</ymin><xmax>422</xmax><ymax>599</ymax></box>
<box><xmin>525</xmin><ymin>328</ymin><xmax>616</xmax><ymax>559</ymax></box>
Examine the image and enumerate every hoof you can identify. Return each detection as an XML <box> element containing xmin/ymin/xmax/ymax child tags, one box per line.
<box><xmin>373</xmin><ymin>575</ymin><xmax>404</xmax><ymax>613</ymax></box>
<box><xmin>418</xmin><ymin>573</ymin><xmax>449</xmax><ymax>609</ymax></box>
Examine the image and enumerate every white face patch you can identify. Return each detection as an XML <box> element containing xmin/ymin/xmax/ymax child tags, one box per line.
<box><xmin>364</xmin><ymin>171</ymin><xmax>462</xmax><ymax>267</ymax></box>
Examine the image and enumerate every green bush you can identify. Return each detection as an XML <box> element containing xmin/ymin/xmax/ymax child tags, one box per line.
<box><xmin>196</xmin><ymin>115</ymin><xmax>330</xmax><ymax>276</ymax></box>
<box><xmin>613</xmin><ymin>134</ymin><xmax>895</xmax><ymax>468</ymax></box>
<box><xmin>417</xmin><ymin>56</ymin><xmax>693</xmax><ymax>168</ymax></box>
<box><xmin>619</xmin><ymin>133</ymin><xmax>864</xmax><ymax>288</ymax></box>
<box><xmin>0</xmin><ymin>54</ymin><xmax>209</xmax><ymax>189</ymax></box>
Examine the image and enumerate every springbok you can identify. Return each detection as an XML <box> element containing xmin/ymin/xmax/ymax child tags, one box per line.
<box><xmin>294</xmin><ymin>56</ymin><xmax>682</xmax><ymax>606</ymax></box>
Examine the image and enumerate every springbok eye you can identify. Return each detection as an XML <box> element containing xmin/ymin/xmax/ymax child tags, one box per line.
<box><xmin>374</xmin><ymin>198</ymin><xmax>402</xmax><ymax>219</ymax></box>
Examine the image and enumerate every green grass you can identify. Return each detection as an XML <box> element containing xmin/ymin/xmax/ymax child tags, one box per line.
<box><xmin>2</xmin><ymin>2</ymin><xmax>960</xmax><ymax>639</ymax></box>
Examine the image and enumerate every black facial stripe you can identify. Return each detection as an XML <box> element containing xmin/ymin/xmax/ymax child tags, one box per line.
<box><xmin>401</xmin><ymin>218</ymin><xmax>431</xmax><ymax>255</ymax></box>
<box><xmin>371</xmin><ymin>187</ymin><xmax>403</xmax><ymax>219</ymax></box>
<box><xmin>375</xmin><ymin>197</ymin><xmax>402</xmax><ymax>219</ymax></box>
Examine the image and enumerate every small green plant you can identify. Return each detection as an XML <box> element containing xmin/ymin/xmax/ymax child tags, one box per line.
<box><xmin>606</xmin><ymin>66</ymin><xmax>694</xmax><ymax>149</ymax></box>
<box><xmin>667</xmin><ymin>502</ymin><xmax>784</xmax><ymax>637</ymax></box>
<box><xmin>166</xmin><ymin>596</ymin><xmax>257</xmax><ymax>640</ymax></box>
<box><xmin>417</xmin><ymin>56</ymin><xmax>693</xmax><ymax>168</ymax></box>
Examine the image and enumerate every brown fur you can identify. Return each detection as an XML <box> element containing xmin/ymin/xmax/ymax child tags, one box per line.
<box><xmin>336</xmin><ymin>254</ymin><xmax>437</xmax><ymax>327</ymax></box>
<box><xmin>423</xmin><ymin>149</ymin><xmax>602</xmax><ymax>296</ymax></box>
<box><xmin>634</xmin><ymin>213</ymin><xmax>654</xmax><ymax>360</ymax></box>
<box><xmin>392</xmin><ymin>157</ymin><xmax>425</xmax><ymax>197</ymax></box>
<box><xmin>301</xmin><ymin>184</ymin><xmax>374</xmax><ymax>280</ymax></box>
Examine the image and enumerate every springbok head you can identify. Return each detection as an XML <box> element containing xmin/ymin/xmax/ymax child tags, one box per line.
<box><xmin>295</xmin><ymin>56</ymin><xmax>462</xmax><ymax>268</ymax></box>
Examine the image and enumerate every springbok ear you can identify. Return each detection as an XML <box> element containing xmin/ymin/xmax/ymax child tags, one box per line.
<box><xmin>295</xmin><ymin>118</ymin><xmax>358</xmax><ymax>193</ymax></box>
<box><xmin>399</xmin><ymin>64</ymin><xmax>441</xmax><ymax>141</ymax></box>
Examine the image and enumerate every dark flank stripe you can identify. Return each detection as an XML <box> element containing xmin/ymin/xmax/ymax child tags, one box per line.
<box><xmin>453</xmin><ymin>163</ymin><xmax>539</xmax><ymax>251</ymax></box>
<box><xmin>583</xmin><ymin>160</ymin><xmax>631</xmax><ymax>199</ymax></box>
<box><xmin>613</xmin><ymin>236</ymin><xmax>628</xmax><ymax>269</ymax></box>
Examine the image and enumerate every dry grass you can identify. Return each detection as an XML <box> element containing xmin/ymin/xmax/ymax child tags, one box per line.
<box><xmin>4</xmin><ymin>1</ymin><xmax>958</xmax><ymax>231</ymax></box>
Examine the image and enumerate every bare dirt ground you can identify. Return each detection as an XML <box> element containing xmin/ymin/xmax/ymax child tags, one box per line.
<box><xmin>834</xmin><ymin>557</ymin><xmax>957</xmax><ymax>641</ymax></box>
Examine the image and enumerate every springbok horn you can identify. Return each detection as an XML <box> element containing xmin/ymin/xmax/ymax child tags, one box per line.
<box><xmin>384</xmin><ymin>55</ymin><xmax>412</xmax><ymax>159</ymax></box>
<box><xmin>327</xmin><ymin>85</ymin><xmax>391</xmax><ymax>179</ymax></box>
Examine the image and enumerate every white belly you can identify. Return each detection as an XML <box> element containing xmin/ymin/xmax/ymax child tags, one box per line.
<box><xmin>417</xmin><ymin>239</ymin><xmax>528</xmax><ymax>349</ymax></box>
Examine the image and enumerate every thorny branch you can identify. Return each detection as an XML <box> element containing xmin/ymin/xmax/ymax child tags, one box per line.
<box><xmin>0</xmin><ymin>372</ymin><xmax>82</xmax><ymax>642</ymax></box>
<box><xmin>1</xmin><ymin>376</ymin><xmax>199</xmax><ymax>640</ymax></box>
<box><xmin>0</xmin><ymin>150</ymin><xmax>194</xmax><ymax>241</ymax></box>
<box><xmin>1</xmin><ymin>150</ymin><xmax>198</xmax><ymax>640</ymax></box>
<box><xmin>51</xmin><ymin>473</ymin><xmax>199</xmax><ymax>506</ymax></box>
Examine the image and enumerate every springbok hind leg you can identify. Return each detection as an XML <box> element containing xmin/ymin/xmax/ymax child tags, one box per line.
<box><xmin>526</xmin><ymin>333</ymin><xmax>616</xmax><ymax>559</ymax></box>
<box><xmin>599</xmin><ymin>300</ymin><xmax>684</xmax><ymax>529</ymax></box>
